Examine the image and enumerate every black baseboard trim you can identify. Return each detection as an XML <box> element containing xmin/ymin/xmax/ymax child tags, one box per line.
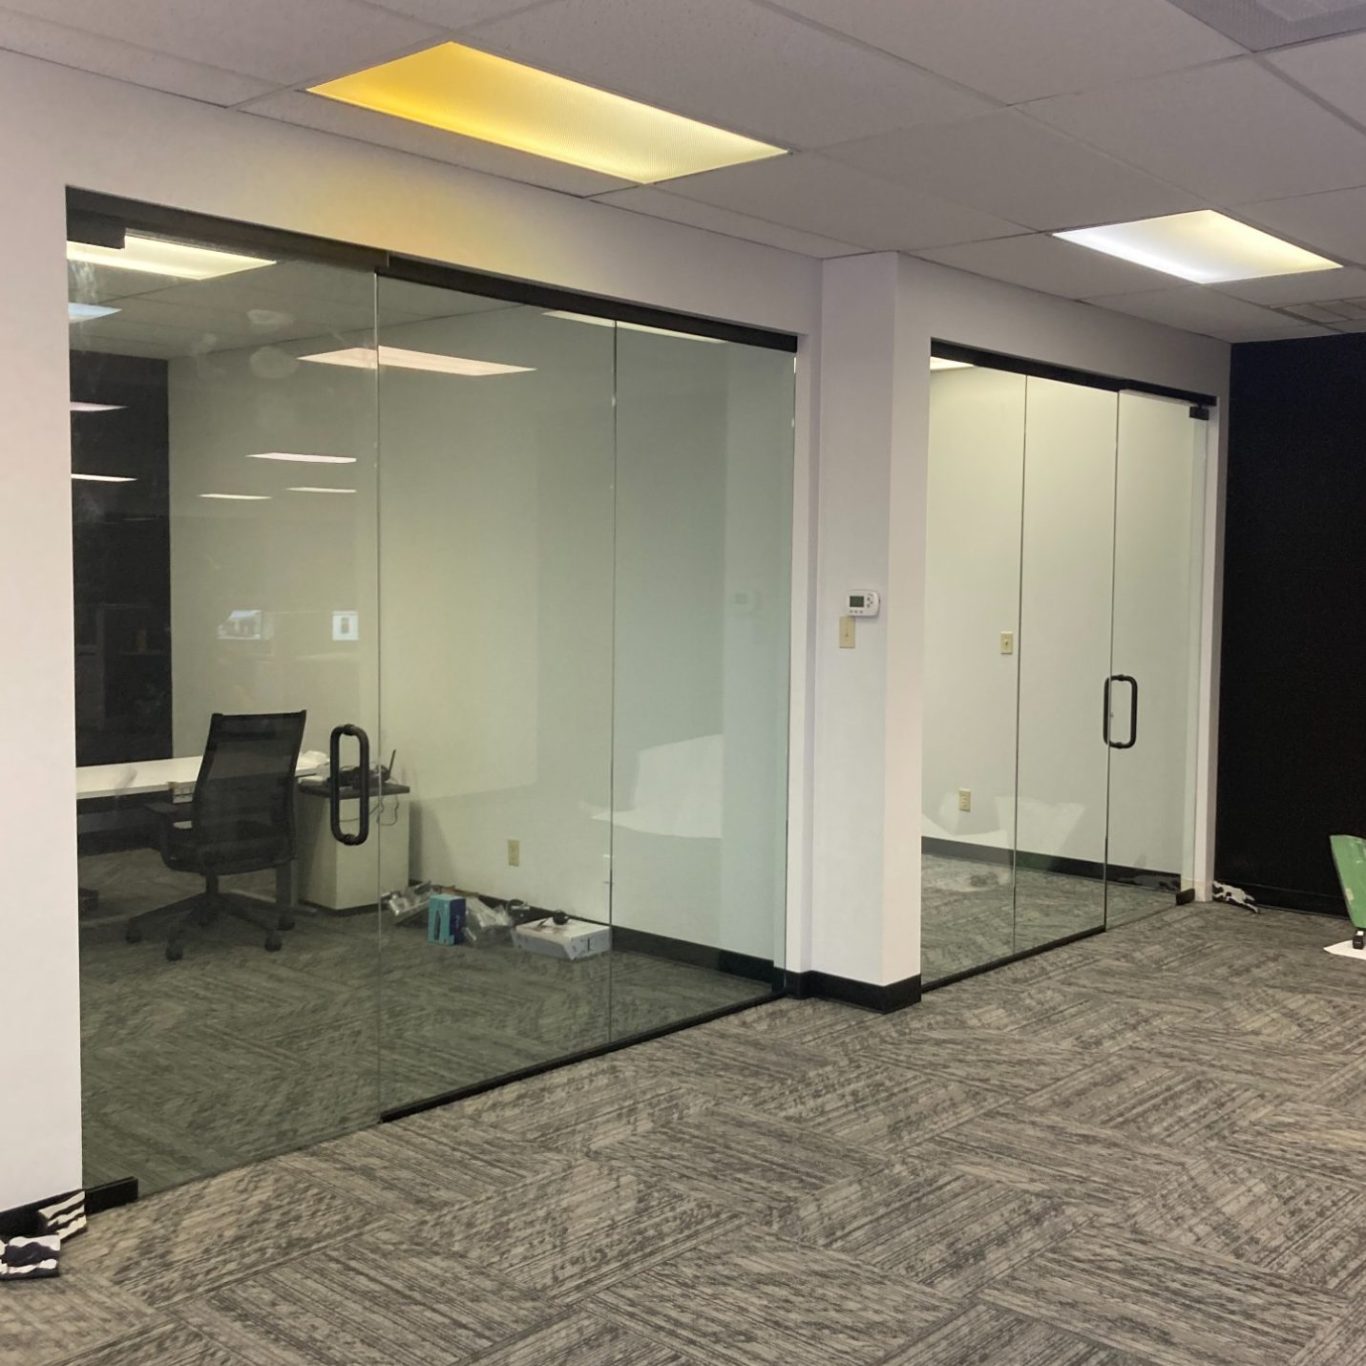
<box><xmin>610</xmin><ymin>926</ymin><xmax>778</xmax><ymax>987</ymax></box>
<box><xmin>923</xmin><ymin>837</ymin><xmax>1179</xmax><ymax>890</ymax></box>
<box><xmin>1227</xmin><ymin>882</ymin><xmax>1345</xmax><ymax>918</ymax></box>
<box><xmin>923</xmin><ymin>923</ymin><xmax>1106</xmax><ymax>992</ymax></box>
<box><xmin>379</xmin><ymin>990</ymin><xmax>782</xmax><ymax>1124</ymax></box>
<box><xmin>785</xmin><ymin>969</ymin><xmax>921</xmax><ymax>1014</ymax></box>
<box><xmin>0</xmin><ymin>1176</ymin><xmax>137</xmax><ymax>1238</ymax></box>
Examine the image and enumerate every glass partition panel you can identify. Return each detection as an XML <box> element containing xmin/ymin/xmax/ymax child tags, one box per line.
<box><xmin>1012</xmin><ymin>378</ymin><xmax>1116</xmax><ymax>957</ymax></box>
<box><xmin>610</xmin><ymin>324</ymin><xmax>793</xmax><ymax>1034</ymax></box>
<box><xmin>71</xmin><ymin>238</ymin><xmax>381</xmax><ymax>1195</ymax></box>
<box><xmin>1107</xmin><ymin>393</ymin><xmax>1209</xmax><ymax>925</ymax></box>
<box><xmin>922</xmin><ymin>364</ymin><xmax>1026</xmax><ymax>983</ymax></box>
<box><xmin>374</xmin><ymin>284</ymin><xmax>615</xmax><ymax>1113</ymax></box>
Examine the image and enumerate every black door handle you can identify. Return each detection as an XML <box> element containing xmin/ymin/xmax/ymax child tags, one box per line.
<box><xmin>328</xmin><ymin>723</ymin><xmax>371</xmax><ymax>846</ymax></box>
<box><xmin>1103</xmin><ymin>675</ymin><xmax>1139</xmax><ymax>750</ymax></box>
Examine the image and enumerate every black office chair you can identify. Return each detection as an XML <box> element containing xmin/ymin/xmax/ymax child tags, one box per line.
<box><xmin>125</xmin><ymin>711</ymin><xmax>307</xmax><ymax>961</ymax></box>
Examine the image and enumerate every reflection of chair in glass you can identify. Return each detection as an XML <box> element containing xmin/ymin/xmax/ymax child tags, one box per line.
<box><xmin>125</xmin><ymin>712</ymin><xmax>306</xmax><ymax>961</ymax></box>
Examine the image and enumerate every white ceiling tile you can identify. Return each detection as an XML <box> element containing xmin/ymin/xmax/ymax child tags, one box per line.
<box><xmin>0</xmin><ymin>0</ymin><xmax>440</xmax><ymax>85</ymax></box>
<box><xmin>763</xmin><ymin>0</ymin><xmax>1243</xmax><ymax>103</ymax></box>
<box><xmin>369</xmin><ymin>0</ymin><xmax>556</xmax><ymax>25</ymax></box>
<box><xmin>1165</xmin><ymin>0</ymin><xmax>1366</xmax><ymax>52</ymax></box>
<box><xmin>662</xmin><ymin>153</ymin><xmax>1026</xmax><ymax>251</ymax></box>
<box><xmin>1215</xmin><ymin>264</ymin><xmax>1366</xmax><ymax>305</ymax></box>
<box><xmin>1026</xmin><ymin>58</ymin><xmax>1366</xmax><ymax>203</ymax></box>
<box><xmin>593</xmin><ymin>186</ymin><xmax>860</xmax><ymax>257</ymax></box>
<box><xmin>1266</xmin><ymin>32</ymin><xmax>1366</xmax><ymax>126</ymax></box>
<box><xmin>916</xmin><ymin>233</ymin><xmax>1182</xmax><ymax>299</ymax></box>
<box><xmin>242</xmin><ymin>89</ymin><xmax>631</xmax><ymax>196</ymax></box>
<box><xmin>1087</xmin><ymin>284</ymin><xmax>1291</xmax><ymax>339</ymax></box>
<box><xmin>464</xmin><ymin>0</ymin><xmax>993</xmax><ymax>150</ymax></box>
<box><xmin>823</xmin><ymin>112</ymin><xmax>1199</xmax><ymax>232</ymax></box>
<box><xmin>1239</xmin><ymin>186</ymin><xmax>1366</xmax><ymax>267</ymax></box>
<box><xmin>0</xmin><ymin>10</ymin><xmax>275</xmax><ymax>104</ymax></box>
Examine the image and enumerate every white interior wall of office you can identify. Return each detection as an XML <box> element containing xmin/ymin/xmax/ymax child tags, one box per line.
<box><xmin>0</xmin><ymin>48</ymin><xmax>1230</xmax><ymax>1213</ymax></box>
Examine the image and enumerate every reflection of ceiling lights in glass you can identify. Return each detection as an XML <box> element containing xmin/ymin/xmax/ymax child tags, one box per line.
<box><xmin>542</xmin><ymin>310</ymin><xmax>725</xmax><ymax>343</ymax></box>
<box><xmin>310</xmin><ymin>41</ymin><xmax>785</xmax><ymax>184</ymax></box>
<box><xmin>930</xmin><ymin>357</ymin><xmax>973</xmax><ymax>371</ymax></box>
<box><xmin>68</xmin><ymin>303</ymin><xmax>119</xmax><ymax>322</ymax></box>
<box><xmin>67</xmin><ymin>233</ymin><xmax>274</xmax><ymax>281</ymax></box>
<box><xmin>288</xmin><ymin>486</ymin><xmax>357</xmax><ymax>494</ymax></box>
<box><xmin>200</xmin><ymin>493</ymin><xmax>271</xmax><ymax>500</ymax></box>
<box><xmin>1055</xmin><ymin>210</ymin><xmax>1340</xmax><ymax>283</ymax></box>
<box><xmin>299</xmin><ymin>345</ymin><xmax>533</xmax><ymax>376</ymax></box>
<box><xmin>70</xmin><ymin>401</ymin><xmax>125</xmax><ymax>412</ymax></box>
<box><xmin>247</xmin><ymin>452</ymin><xmax>357</xmax><ymax>464</ymax></box>
<box><xmin>71</xmin><ymin>472</ymin><xmax>135</xmax><ymax>483</ymax></box>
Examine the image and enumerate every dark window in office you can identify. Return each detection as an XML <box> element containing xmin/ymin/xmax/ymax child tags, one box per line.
<box><xmin>71</xmin><ymin>352</ymin><xmax>172</xmax><ymax>766</ymax></box>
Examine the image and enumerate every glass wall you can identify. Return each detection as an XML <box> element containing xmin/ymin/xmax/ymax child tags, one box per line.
<box><xmin>71</xmin><ymin>211</ymin><xmax>793</xmax><ymax>1196</ymax></box>
<box><xmin>922</xmin><ymin>355</ymin><xmax>1208</xmax><ymax>985</ymax></box>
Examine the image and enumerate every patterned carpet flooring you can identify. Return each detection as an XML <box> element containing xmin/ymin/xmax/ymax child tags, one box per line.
<box><xmin>18</xmin><ymin>899</ymin><xmax>1366</xmax><ymax>1365</ymax></box>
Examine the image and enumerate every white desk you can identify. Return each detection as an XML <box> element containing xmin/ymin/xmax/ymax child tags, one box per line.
<box><xmin>77</xmin><ymin>754</ymin><xmax>323</xmax><ymax>801</ymax></box>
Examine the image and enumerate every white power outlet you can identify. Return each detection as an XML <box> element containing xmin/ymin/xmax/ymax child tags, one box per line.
<box><xmin>1000</xmin><ymin>631</ymin><xmax>1015</xmax><ymax>655</ymax></box>
<box><xmin>507</xmin><ymin>838</ymin><xmax>521</xmax><ymax>867</ymax></box>
<box><xmin>957</xmin><ymin>788</ymin><xmax>972</xmax><ymax>813</ymax></box>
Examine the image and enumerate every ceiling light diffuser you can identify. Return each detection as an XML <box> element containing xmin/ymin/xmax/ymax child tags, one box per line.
<box><xmin>70</xmin><ymin>401</ymin><xmax>125</xmax><ymax>413</ymax></box>
<box><xmin>288</xmin><ymin>486</ymin><xmax>357</xmax><ymax>494</ymax></box>
<box><xmin>309</xmin><ymin>41</ymin><xmax>785</xmax><ymax>184</ymax></box>
<box><xmin>247</xmin><ymin>452</ymin><xmax>357</xmax><ymax>465</ymax></box>
<box><xmin>930</xmin><ymin>357</ymin><xmax>973</xmax><ymax>371</ymax></box>
<box><xmin>1055</xmin><ymin>210</ymin><xmax>1339</xmax><ymax>284</ymax></box>
<box><xmin>543</xmin><ymin>310</ymin><xmax>725</xmax><ymax>343</ymax></box>
<box><xmin>67</xmin><ymin>233</ymin><xmax>274</xmax><ymax>281</ymax></box>
<box><xmin>71</xmin><ymin>473</ymin><xmax>135</xmax><ymax>483</ymax></box>
<box><xmin>68</xmin><ymin>303</ymin><xmax>119</xmax><ymax>322</ymax></box>
<box><xmin>300</xmin><ymin>345</ymin><xmax>533</xmax><ymax>377</ymax></box>
<box><xmin>200</xmin><ymin>493</ymin><xmax>271</xmax><ymax>501</ymax></box>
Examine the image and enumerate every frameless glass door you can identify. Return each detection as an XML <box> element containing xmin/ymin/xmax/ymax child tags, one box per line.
<box><xmin>71</xmin><ymin>224</ymin><xmax>382</xmax><ymax>1195</ymax></box>
<box><xmin>1105</xmin><ymin>392</ymin><xmax>1210</xmax><ymax>925</ymax></box>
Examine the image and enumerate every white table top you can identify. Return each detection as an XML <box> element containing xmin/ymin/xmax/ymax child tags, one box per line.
<box><xmin>77</xmin><ymin>754</ymin><xmax>323</xmax><ymax>801</ymax></box>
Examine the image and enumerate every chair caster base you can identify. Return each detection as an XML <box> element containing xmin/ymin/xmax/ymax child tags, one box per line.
<box><xmin>125</xmin><ymin>925</ymin><xmax>142</xmax><ymax>944</ymax></box>
<box><xmin>165</xmin><ymin>943</ymin><xmax>184</xmax><ymax>962</ymax></box>
<box><xmin>1354</xmin><ymin>929</ymin><xmax>1364</xmax><ymax>952</ymax></box>
<box><xmin>265</xmin><ymin>932</ymin><xmax>283</xmax><ymax>952</ymax></box>
<box><xmin>278</xmin><ymin>915</ymin><xmax>295</xmax><ymax>932</ymax></box>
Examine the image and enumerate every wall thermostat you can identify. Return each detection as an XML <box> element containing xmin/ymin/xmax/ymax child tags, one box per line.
<box><xmin>846</xmin><ymin>590</ymin><xmax>881</xmax><ymax>618</ymax></box>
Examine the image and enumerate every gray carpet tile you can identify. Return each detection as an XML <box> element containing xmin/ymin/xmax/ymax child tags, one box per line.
<box><xmin>983</xmin><ymin>1228</ymin><xmax>1343</xmax><ymax>1366</ymax></box>
<box><xmin>175</xmin><ymin>1238</ymin><xmax>557</xmax><ymax>1366</ymax></box>
<box><xmin>880</xmin><ymin>1302</ymin><xmax>1148</xmax><ymax>1366</ymax></box>
<box><xmin>1107</xmin><ymin>1155</ymin><xmax>1366</xmax><ymax>1292</ymax></box>
<box><xmin>0</xmin><ymin>1275</ymin><xmax>165</xmax><ymax>1366</ymax></box>
<box><xmin>596</xmin><ymin>1231</ymin><xmax>957</xmax><ymax>1366</ymax></box>
<box><xmin>466</xmin><ymin>1311</ymin><xmax>692</xmax><ymax>1366</ymax></box>
<box><xmin>28</xmin><ymin>898</ymin><xmax>1366</xmax><ymax>1366</ymax></box>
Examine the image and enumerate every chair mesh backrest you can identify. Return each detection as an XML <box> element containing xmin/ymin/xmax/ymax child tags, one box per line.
<box><xmin>191</xmin><ymin>712</ymin><xmax>306</xmax><ymax>868</ymax></box>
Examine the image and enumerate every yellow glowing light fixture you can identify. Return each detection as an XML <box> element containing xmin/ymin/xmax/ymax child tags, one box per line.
<box><xmin>1055</xmin><ymin>211</ymin><xmax>1339</xmax><ymax>284</ymax></box>
<box><xmin>300</xmin><ymin>345</ymin><xmax>532</xmax><ymax>377</ymax></box>
<box><xmin>309</xmin><ymin>41</ymin><xmax>786</xmax><ymax>184</ymax></box>
<box><xmin>67</xmin><ymin>233</ymin><xmax>274</xmax><ymax>281</ymax></box>
<box><xmin>930</xmin><ymin>357</ymin><xmax>973</xmax><ymax>371</ymax></box>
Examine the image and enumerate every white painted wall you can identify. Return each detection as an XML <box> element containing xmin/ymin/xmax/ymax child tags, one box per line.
<box><xmin>0</xmin><ymin>48</ymin><xmax>818</xmax><ymax>1211</ymax></box>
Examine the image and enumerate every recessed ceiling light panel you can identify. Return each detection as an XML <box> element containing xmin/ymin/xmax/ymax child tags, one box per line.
<box><xmin>200</xmin><ymin>493</ymin><xmax>271</xmax><ymax>501</ymax></box>
<box><xmin>247</xmin><ymin>452</ymin><xmax>357</xmax><ymax>464</ymax></box>
<box><xmin>1056</xmin><ymin>210</ymin><xmax>1340</xmax><ymax>284</ymax></box>
<box><xmin>67</xmin><ymin>233</ymin><xmax>274</xmax><ymax>281</ymax></box>
<box><xmin>309</xmin><ymin>41</ymin><xmax>785</xmax><ymax>184</ymax></box>
<box><xmin>68</xmin><ymin>303</ymin><xmax>120</xmax><ymax>322</ymax></box>
<box><xmin>288</xmin><ymin>486</ymin><xmax>358</xmax><ymax>494</ymax></box>
<box><xmin>300</xmin><ymin>345</ymin><xmax>533</xmax><ymax>377</ymax></box>
<box><xmin>930</xmin><ymin>357</ymin><xmax>974</xmax><ymax>371</ymax></box>
<box><xmin>70</xmin><ymin>401</ymin><xmax>125</xmax><ymax>413</ymax></box>
<box><xmin>71</xmin><ymin>473</ymin><xmax>135</xmax><ymax>483</ymax></box>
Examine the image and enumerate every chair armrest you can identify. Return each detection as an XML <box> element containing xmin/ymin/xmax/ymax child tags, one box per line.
<box><xmin>145</xmin><ymin>801</ymin><xmax>189</xmax><ymax>820</ymax></box>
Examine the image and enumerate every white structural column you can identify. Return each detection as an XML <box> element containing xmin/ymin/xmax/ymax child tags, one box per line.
<box><xmin>0</xmin><ymin>162</ymin><xmax>84</xmax><ymax>1211</ymax></box>
<box><xmin>809</xmin><ymin>254</ymin><xmax>923</xmax><ymax>992</ymax></box>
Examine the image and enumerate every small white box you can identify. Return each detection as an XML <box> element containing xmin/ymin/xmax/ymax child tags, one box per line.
<box><xmin>513</xmin><ymin>917</ymin><xmax>611</xmax><ymax>960</ymax></box>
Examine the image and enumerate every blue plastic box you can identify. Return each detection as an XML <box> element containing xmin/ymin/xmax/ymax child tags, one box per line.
<box><xmin>427</xmin><ymin>893</ymin><xmax>466</xmax><ymax>945</ymax></box>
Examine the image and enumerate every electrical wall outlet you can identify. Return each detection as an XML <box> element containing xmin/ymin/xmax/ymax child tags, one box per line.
<box><xmin>1000</xmin><ymin>631</ymin><xmax>1015</xmax><ymax>655</ymax></box>
<box><xmin>507</xmin><ymin>838</ymin><xmax>521</xmax><ymax>867</ymax></box>
<box><xmin>839</xmin><ymin>615</ymin><xmax>856</xmax><ymax>649</ymax></box>
<box><xmin>957</xmin><ymin>788</ymin><xmax>972</xmax><ymax>813</ymax></box>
